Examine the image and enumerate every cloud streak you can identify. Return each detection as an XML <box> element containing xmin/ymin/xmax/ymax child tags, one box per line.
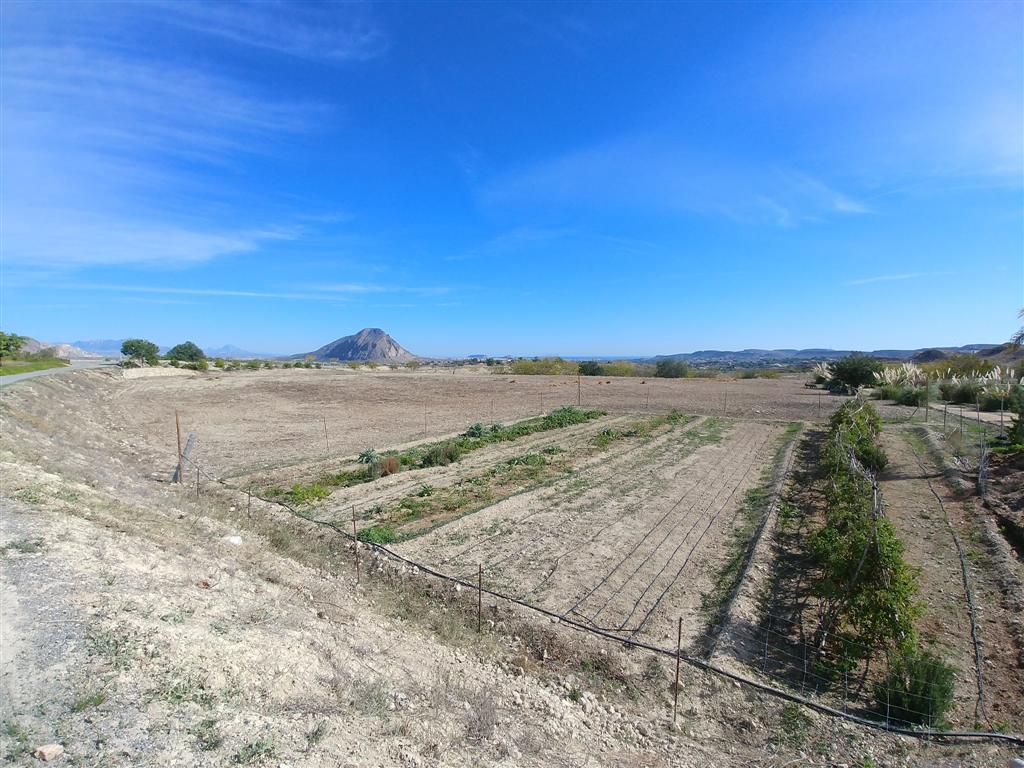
<box><xmin>847</xmin><ymin>272</ymin><xmax>948</xmax><ymax>286</ymax></box>
<box><xmin>481</xmin><ymin>135</ymin><xmax>871</xmax><ymax>227</ymax></box>
<box><xmin>149</xmin><ymin>0</ymin><xmax>388</xmax><ymax>62</ymax></box>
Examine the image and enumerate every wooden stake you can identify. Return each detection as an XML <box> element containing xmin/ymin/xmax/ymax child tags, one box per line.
<box><xmin>817</xmin><ymin>391</ymin><xmax>821</xmax><ymax>418</ymax></box>
<box><xmin>645</xmin><ymin>387</ymin><xmax>650</xmax><ymax>410</ymax></box>
<box><xmin>322</xmin><ymin>414</ymin><xmax>330</xmax><ymax>453</ymax></box>
<box><xmin>943</xmin><ymin>404</ymin><xmax>947</xmax><ymax>430</ymax></box>
<box><xmin>247</xmin><ymin>486</ymin><xmax>252</xmax><ymax>517</ymax></box>
<box><xmin>673</xmin><ymin>616</ymin><xmax>682</xmax><ymax>723</ymax></box>
<box><xmin>577</xmin><ymin>372</ymin><xmax>581</xmax><ymax>407</ymax></box>
<box><xmin>477</xmin><ymin>563</ymin><xmax>483</xmax><ymax>633</ymax></box>
<box><xmin>352</xmin><ymin>505</ymin><xmax>360</xmax><ymax>585</ymax></box>
<box><xmin>175</xmin><ymin>410</ymin><xmax>184</xmax><ymax>484</ymax></box>
<box><xmin>195</xmin><ymin>466</ymin><xmax>200</xmax><ymax>499</ymax></box>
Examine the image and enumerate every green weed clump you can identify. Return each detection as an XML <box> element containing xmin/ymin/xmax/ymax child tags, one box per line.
<box><xmin>358</xmin><ymin>525</ymin><xmax>399</xmax><ymax>545</ymax></box>
<box><xmin>287</xmin><ymin>483</ymin><xmax>330</xmax><ymax>504</ymax></box>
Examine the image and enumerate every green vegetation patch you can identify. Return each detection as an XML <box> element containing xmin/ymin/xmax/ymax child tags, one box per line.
<box><xmin>0</xmin><ymin>359</ymin><xmax>69</xmax><ymax>376</ymax></box>
<box><xmin>265</xmin><ymin>407</ymin><xmax>606</xmax><ymax>505</ymax></box>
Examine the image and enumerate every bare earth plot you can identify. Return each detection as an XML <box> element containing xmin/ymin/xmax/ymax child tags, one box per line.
<box><xmin>2</xmin><ymin>369</ymin><xmax>1020</xmax><ymax>766</ymax></box>
<box><xmin>878</xmin><ymin>429</ymin><xmax>1024</xmax><ymax>731</ymax></box>
<box><xmin>398</xmin><ymin>418</ymin><xmax>786</xmax><ymax>649</ymax></box>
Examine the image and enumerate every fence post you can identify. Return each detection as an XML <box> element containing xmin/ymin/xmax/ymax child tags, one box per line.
<box><xmin>247</xmin><ymin>486</ymin><xmax>252</xmax><ymax>517</ymax></box>
<box><xmin>175</xmin><ymin>410</ymin><xmax>184</xmax><ymax>483</ymax></box>
<box><xmin>943</xmin><ymin>404</ymin><xmax>947</xmax><ymax>430</ymax></box>
<box><xmin>817</xmin><ymin>391</ymin><xmax>821</xmax><ymax>418</ymax></box>
<box><xmin>577</xmin><ymin>372</ymin><xmax>581</xmax><ymax>407</ymax></box>
<box><xmin>322</xmin><ymin>414</ymin><xmax>330</xmax><ymax>453</ymax></box>
<box><xmin>352</xmin><ymin>505</ymin><xmax>360</xmax><ymax>585</ymax></box>
<box><xmin>762</xmin><ymin>617</ymin><xmax>770</xmax><ymax>673</ymax></box>
<box><xmin>195</xmin><ymin>466</ymin><xmax>200</xmax><ymax>499</ymax></box>
<box><xmin>477</xmin><ymin>563</ymin><xmax>483</xmax><ymax>633</ymax></box>
<box><xmin>673</xmin><ymin>616</ymin><xmax>682</xmax><ymax>724</ymax></box>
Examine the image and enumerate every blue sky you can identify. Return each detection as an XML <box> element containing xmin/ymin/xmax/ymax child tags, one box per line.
<box><xmin>1</xmin><ymin>0</ymin><xmax>1021</xmax><ymax>357</ymax></box>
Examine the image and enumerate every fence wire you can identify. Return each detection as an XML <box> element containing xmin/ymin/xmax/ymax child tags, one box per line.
<box><xmin>174</xmin><ymin>450</ymin><xmax>1023</xmax><ymax>746</ymax></box>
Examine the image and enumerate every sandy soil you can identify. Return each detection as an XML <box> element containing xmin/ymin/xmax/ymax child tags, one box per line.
<box><xmin>1</xmin><ymin>369</ymin><xmax>1021</xmax><ymax>766</ymax></box>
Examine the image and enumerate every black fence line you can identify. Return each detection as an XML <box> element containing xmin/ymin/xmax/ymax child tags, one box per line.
<box><xmin>177</xmin><ymin>451</ymin><xmax>1024</xmax><ymax>746</ymax></box>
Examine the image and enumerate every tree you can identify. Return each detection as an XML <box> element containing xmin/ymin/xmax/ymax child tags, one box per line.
<box><xmin>0</xmin><ymin>332</ymin><xmax>27</xmax><ymax>364</ymax></box>
<box><xmin>829</xmin><ymin>353</ymin><xmax>882</xmax><ymax>393</ymax></box>
<box><xmin>1011</xmin><ymin>308</ymin><xmax>1024</xmax><ymax>349</ymax></box>
<box><xmin>120</xmin><ymin>338</ymin><xmax>160</xmax><ymax>366</ymax></box>
<box><xmin>655</xmin><ymin>359</ymin><xmax>689</xmax><ymax>378</ymax></box>
<box><xmin>166</xmin><ymin>341</ymin><xmax>206</xmax><ymax>362</ymax></box>
<box><xmin>578</xmin><ymin>360</ymin><xmax>604</xmax><ymax>376</ymax></box>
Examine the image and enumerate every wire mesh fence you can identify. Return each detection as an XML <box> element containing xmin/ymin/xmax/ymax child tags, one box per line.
<box><xmin>172</xmin><ymin>448</ymin><xmax>1023</xmax><ymax>746</ymax></box>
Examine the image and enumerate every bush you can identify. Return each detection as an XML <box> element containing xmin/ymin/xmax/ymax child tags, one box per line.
<box><xmin>377</xmin><ymin>456</ymin><xmax>399</xmax><ymax>476</ymax></box>
<box><xmin>191</xmin><ymin>359</ymin><xmax>209</xmax><ymax>371</ymax></box>
<box><xmin>829</xmin><ymin>354</ymin><xmax>882</xmax><ymax>393</ymax></box>
<box><xmin>655</xmin><ymin>359</ymin><xmax>689</xmax><ymax>378</ymax></box>
<box><xmin>357</xmin><ymin>448</ymin><xmax>379</xmax><ymax>465</ymax></box>
<box><xmin>213</xmin><ymin>357</ymin><xmax>226</xmax><ymax>369</ymax></box>
<box><xmin>421</xmin><ymin>441</ymin><xmax>462</xmax><ymax>467</ymax></box>
<box><xmin>578</xmin><ymin>360</ymin><xmax>604</xmax><ymax>376</ymax></box>
<box><xmin>464</xmin><ymin>423</ymin><xmax>486</xmax><ymax>438</ymax></box>
<box><xmin>358</xmin><ymin>525</ymin><xmax>398</xmax><ymax>545</ymax></box>
<box><xmin>875</xmin><ymin>646</ymin><xmax>956</xmax><ymax>726</ymax></box>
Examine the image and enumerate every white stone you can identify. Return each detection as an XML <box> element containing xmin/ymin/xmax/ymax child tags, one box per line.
<box><xmin>223</xmin><ymin>535</ymin><xmax>243</xmax><ymax>546</ymax></box>
<box><xmin>34</xmin><ymin>744</ymin><xmax>64</xmax><ymax>762</ymax></box>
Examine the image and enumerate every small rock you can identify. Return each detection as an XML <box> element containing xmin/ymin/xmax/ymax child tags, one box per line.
<box><xmin>1007</xmin><ymin>760</ymin><xmax>1024</xmax><ymax>768</ymax></box>
<box><xmin>223</xmin><ymin>535</ymin><xmax>243</xmax><ymax>546</ymax></box>
<box><xmin>34</xmin><ymin>744</ymin><xmax>64</xmax><ymax>762</ymax></box>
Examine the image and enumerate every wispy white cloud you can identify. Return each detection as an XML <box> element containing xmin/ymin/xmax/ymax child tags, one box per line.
<box><xmin>481</xmin><ymin>136</ymin><xmax>870</xmax><ymax>227</ymax></box>
<box><xmin>847</xmin><ymin>272</ymin><xmax>949</xmax><ymax>286</ymax></box>
<box><xmin>148</xmin><ymin>0</ymin><xmax>388</xmax><ymax>62</ymax></box>
<box><xmin>54</xmin><ymin>283</ymin><xmax>350</xmax><ymax>302</ymax></box>
<box><xmin>0</xmin><ymin>39</ymin><xmax>325</xmax><ymax>267</ymax></box>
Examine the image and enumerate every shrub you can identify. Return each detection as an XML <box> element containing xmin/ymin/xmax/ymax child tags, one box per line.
<box><xmin>358</xmin><ymin>525</ymin><xmax>398</xmax><ymax>545</ymax></box>
<box><xmin>213</xmin><ymin>357</ymin><xmax>226</xmax><ymax>369</ymax></box>
<box><xmin>829</xmin><ymin>354</ymin><xmax>882</xmax><ymax>393</ymax></box>
<box><xmin>191</xmin><ymin>359</ymin><xmax>209</xmax><ymax>371</ymax></box>
<box><xmin>875</xmin><ymin>646</ymin><xmax>955</xmax><ymax>726</ymax></box>
<box><xmin>421</xmin><ymin>441</ymin><xmax>462</xmax><ymax>467</ymax></box>
<box><xmin>357</xmin><ymin>448</ymin><xmax>379</xmax><ymax>465</ymax></box>
<box><xmin>245</xmin><ymin>359</ymin><xmax>261</xmax><ymax>370</ymax></box>
<box><xmin>464</xmin><ymin>423</ymin><xmax>486</xmax><ymax>438</ymax></box>
<box><xmin>655</xmin><ymin>359</ymin><xmax>688</xmax><ymax>378</ymax></box>
<box><xmin>578</xmin><ymin>360</ymin><xmax>604</xmax><ymax>376</ymax></box>
<box><xmin>377</xmin><ymin>456</ymin><xmax>399</xmax><ymax>476</ymax></box>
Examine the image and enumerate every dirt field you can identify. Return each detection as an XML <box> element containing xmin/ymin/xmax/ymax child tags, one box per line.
<box><xmin>1</xmin><ymin>368</ymin><xmax>1021</xmax><ymax>766</ymax></box>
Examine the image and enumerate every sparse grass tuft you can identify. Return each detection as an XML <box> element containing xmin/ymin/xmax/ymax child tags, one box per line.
<box><xmin>71</xmin><ymin>689</ymin><xmax>106</xmax><ymax>712</ymax></box>
<box><xmin>192</xmin><ymin>718</ymin><xmax>223</xmax><ymax>751</ymax></box>
<box><xmin>233</xmin><ymin>737</ymin><xmax>276</xmax><ymax>764</ymax></box>
<box><xmin>1</xmin><ymin>537</ymin><xmax>44</xmax><ymax>555</ymax></box>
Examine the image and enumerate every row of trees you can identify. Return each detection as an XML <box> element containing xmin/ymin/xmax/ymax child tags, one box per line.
<box><xmin>121</xmin><ymin>339</ymin><xmax>205</xmax><ymax>367</ymax></box>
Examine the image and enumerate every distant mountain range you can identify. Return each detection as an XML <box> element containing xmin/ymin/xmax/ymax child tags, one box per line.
<box><xmin>296</xmin><ymin>327</ymin><xmax>416</xmax><ymax>362</ymax></box>
<box><xmin>651</xmin><ymin>344</ymin><xmax>1004</xmax><ymax>364</ymax></box>
<box><xmin>72</xmin><ymin>340</ymin><xmax>280</xmax><ymax>359</ymax></box>
<box><xmin>24</xmin><ymin>338</ymin><xmax>101</xmax><ymax>359</ymax></box>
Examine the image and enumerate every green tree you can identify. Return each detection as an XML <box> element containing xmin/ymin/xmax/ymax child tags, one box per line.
<box><xmin>166</xmin><ymin>341</ymin><xmax>206</xmax><ymax>363</ymax></box>
<box><xmin>1011</xmin><ymin>307</ymin><xmax>1024</xmax><ymax>349</ymax></box>
<box><xmin>120</xmin><ymin>338</ymin><xmax>160</xmax><ymax>366</ymax></box>
<box><xmin>578</xmin><ymin>360</ymin><xmax>604</xmax><ymax>376</ymax></box>
<box><xmin>655</xmin><ymin>359</ymin><xmax>689</xmax><ymax>378</ymax></box>
<box><xmin>0</xmin><ymin>332</ymin><xmax>27</xmax><ymax>363</ymax></box>
<box><xmin>829</xmin><ymin>353</ymin><xmax>882</xmax><ymax>393</ymax></box>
